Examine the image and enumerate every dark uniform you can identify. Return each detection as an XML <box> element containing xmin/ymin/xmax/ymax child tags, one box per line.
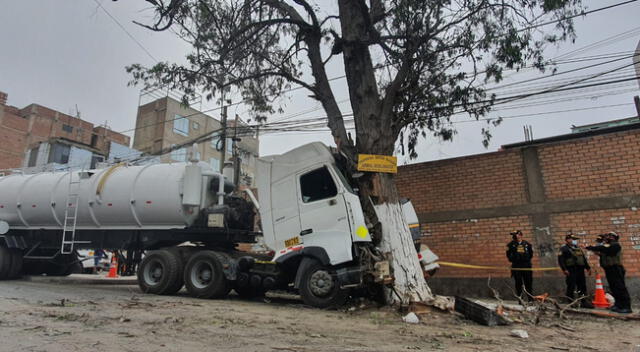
<box><xmin>506</xmin><ymin>232</ymin><xmax>534</xmax><ymax>299</ymax></box>
<box><xmin>557</xmin><ymin>236</ymin><xmax>591</xmax><ymax>304</ymax></box>
<box><xmin>587</xmin><ymin>234</ymin><xmax>632</xmax><ymax>313</ymax></box>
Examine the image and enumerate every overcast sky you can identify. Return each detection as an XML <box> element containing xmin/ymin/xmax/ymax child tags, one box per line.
<box><xmin>1</xmin><ymin>1</ymin><xmax>639</xmax><ymax>165</ymax></box>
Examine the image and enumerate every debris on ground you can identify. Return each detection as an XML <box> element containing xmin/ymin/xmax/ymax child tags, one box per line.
<box><xmin>454</xmin><ymin>296</ymin><xmax>511</xmax><ymax>326</ymax></box>
<box><xmin>510</xmin><ymin>329</ymin><xmax>529</xmax><ymax>339</ymax></box>
<box><xmin>402</xmin><ymin>312</ymin><xmax>420</xmax><ymax>324</ymax></box>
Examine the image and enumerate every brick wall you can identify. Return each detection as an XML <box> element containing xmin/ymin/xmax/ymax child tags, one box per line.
<box><xmin>551</xmin><ymin>209</ymin><xmax>640</xmax><ymax>277</ymax></box>
<box><xmin>539</xmin><ymin>133</ymin><xmax>640</xmax><ymax>200</ymax></box>
<box><xmin>397</xmin><ymin>126</ymin><xmax>640</xmax><ymax>297</ymax></box>
<box><xmin>400</xmin><ymin>150</ymin><xmax>527</xmax><ymax>214</ymax></box>
<box><xmin>0</xmin><ymin>93</ymin><xmax>131</xmax><ymax>170</ymax></box>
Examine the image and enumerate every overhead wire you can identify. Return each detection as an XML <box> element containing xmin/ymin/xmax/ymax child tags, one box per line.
<box><xmin>117</xmin><ymin>2</ymin><xmax>638</xmax><ymax>136</ymax></box>
<box><xmin>92</xmin><ymin>0</ymin><xmax>158</xmax><ymax>63</ymax></box>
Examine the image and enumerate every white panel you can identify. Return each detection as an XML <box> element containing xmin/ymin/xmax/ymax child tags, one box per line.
<box><xmin>182</xmin><ymin>164</ymin><xmax>202</xmax><ymax>206</ymax></box>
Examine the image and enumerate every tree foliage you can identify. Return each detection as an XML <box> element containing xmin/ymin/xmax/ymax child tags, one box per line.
<box><xmin>129</xmin><ymin>0</ymin><xmax>584</xmax><ymax>160</ymax></box>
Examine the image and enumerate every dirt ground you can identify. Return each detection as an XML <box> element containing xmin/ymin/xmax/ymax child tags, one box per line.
<box><xmin>0</xmin><ymin>277</ymin><xmax>638</xmax><ymax>352</ymax></box>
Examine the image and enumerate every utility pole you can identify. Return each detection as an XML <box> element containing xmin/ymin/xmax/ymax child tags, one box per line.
<box><xmin>219</xmin><ymin>105</ymin><xmax>228</xmax><ymax>174</ymax></box>
<box><xmin>634</xmin><ymin>96</ymin><xmax>640</xmax><ymax>118</ymax></box>
<box><xmin>232</xmin><ymin>114</ymin><xmax>241</xmax><ymax>187</ymax></box>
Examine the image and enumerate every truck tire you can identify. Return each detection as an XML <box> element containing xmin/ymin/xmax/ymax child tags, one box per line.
<box><xmin>137</xmin><ymin>249</ymin><xmax>183</xmax><ymax>295</ymax></box>
<box><xmin>0</xmin><ymin>246</ymin><xmax>12</xmax><ymax>280</ymax></box>
<box><xmin>164</xmin><ymin>247</ymin><xmax>186</xmax><ymax>294</ymax></box>
<box><xmin>183</xmin><ymin>250</ymin><xmax>230</xmax><ymax>299</ymax></box>
<box><xmin>7</xmin><ymin>249</ymin><xmax>24</xmax><ymax>279</ymax></box>
<box><xmin>299</xmin><ymin>261</ymin><xmax>348</xmax><ymax>309</ymax></box>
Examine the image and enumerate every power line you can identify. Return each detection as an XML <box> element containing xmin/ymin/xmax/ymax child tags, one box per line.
<box><xmin>453</xmin><ymin>103</ymin><xmax>635</xmax><ymax>123</ymax></box>
<box><xmin>517</xmin><ymin>0</ymin><xmax>638</xmax><ymax>33</ymax></box>
<box><xmin>553</xmin><ymin>25</ymin><xmax>640</xmax><ymax>60</ymax></box>
<box><xmin>92</xmin><ymin>0</ymin><xmax>158</xmax><ymax>62</ymax></box>
<box><xmin>486</xmin><ymin>52</ymin><xmax>640</xmax><ymax>92</ymax></box>
<box><xmin>118</xmin><ymin>2</ymin><xmax>638</xmax><ymax>136</ymax></box>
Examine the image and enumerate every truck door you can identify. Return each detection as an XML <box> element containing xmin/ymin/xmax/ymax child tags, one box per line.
<box><xmin>271</xmin><ymin>176</ymin><xmax>302</xmax><ymax>248</ymax></box>
<box><xmin>297</xmin><ymin>166</ymin><xmax>352</xmax><ymax>265</ymax></box>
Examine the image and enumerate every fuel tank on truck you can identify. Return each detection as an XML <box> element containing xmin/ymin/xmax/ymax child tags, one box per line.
<box><xmin>0</xmin><ymin>162</ymin><xmax>227</xmax><ymax>231</ymax></box>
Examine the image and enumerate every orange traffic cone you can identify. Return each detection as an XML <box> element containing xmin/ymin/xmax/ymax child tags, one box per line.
<box><xmin>106</xmin><ymin>255</ymin><xmax>118</xmax><ymax>278</ymax></box>
<box><xmin>592</xmin><ymin>273</ymin><xmax>610</xmax><ymax>308</ymax></box>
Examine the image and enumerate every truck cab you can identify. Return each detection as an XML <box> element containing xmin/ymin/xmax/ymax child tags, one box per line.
<box><xmin>258</xmin><ymin>142</ymin><xmax>371</xmax><ymax>265</ymax></box>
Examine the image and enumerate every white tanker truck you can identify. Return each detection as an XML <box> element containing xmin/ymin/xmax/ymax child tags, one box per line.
<box><xmin>0</xmin><ymin>142</ymin><xmax>436</xmax><ymax>308</ymax></box>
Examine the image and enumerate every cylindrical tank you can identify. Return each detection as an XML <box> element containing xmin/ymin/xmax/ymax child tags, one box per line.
<box><xmin>0</xmin><ymin>162</ymin><xmax>223</xmax><ymax>230</ymax></box>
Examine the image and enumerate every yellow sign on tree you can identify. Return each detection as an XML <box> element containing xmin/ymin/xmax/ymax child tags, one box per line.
<box><xmin>357</xmin><ymin>154</ymin><xmax>397</xmax><ymax>174</ymax></box>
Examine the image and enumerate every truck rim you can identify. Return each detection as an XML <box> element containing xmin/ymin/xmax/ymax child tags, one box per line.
<box><xmin>190</xmin><ymin>260</ymin><xmax>214</xmax><ymax>289</ymax></box>
<box><xmin>143</xmin><ymin>258</ymin><xmax>164</xmax><ymax>286</ymax></box>
<box><xmin>309</xmin><ymin>269</ymin><xmax>333</xmax><ymax>297</ymax></box>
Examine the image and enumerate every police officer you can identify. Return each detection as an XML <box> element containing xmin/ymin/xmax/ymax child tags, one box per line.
<box><xmin>506</xmin><ymin>230</ymin><xmax>534</xmax><ymax>300</ymax></box>
<box><xmin>586</xmin><ymin>232</ymin><xmax>632</xmax><ymax>314</ymax></box>
<box><xmin>558</xmin><ymin>234</ymin><xmax>593</xmax><ymax>308</ymax></box>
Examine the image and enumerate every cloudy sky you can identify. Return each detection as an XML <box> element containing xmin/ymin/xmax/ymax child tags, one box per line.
<box><xmin>1</xmin><ymin>1</ymin><xmax>639</xmax><ymax>165</ymax></box>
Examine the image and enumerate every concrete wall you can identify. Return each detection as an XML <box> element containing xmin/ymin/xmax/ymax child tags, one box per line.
<box><xmin>133</xmin><ymin>97</ymin><xmax>260</xmax><ymax>186</ymax></box>
<box><xmin>396</xmin><ymin>126</ymin><xmax>640</xmax><ymax>300</ymax></box>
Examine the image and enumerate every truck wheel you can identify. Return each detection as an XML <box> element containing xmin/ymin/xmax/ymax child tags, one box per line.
<box><xmin>184</xmin><ymin>250</ymin><xmax>230</xmax><ymax>299</ymax></box>
<box><xmin>299</xmin><ymin>261</ymin><xmax>348</xmax><ymax>309</ymax></box>
<box><xmin>7</xmin><ymin>249</ymin><xmax>24</xmax><ymax>279</ymax></box>
<box><xmin>164</xmin><ymin>247</ymin><xmax>186</xmax><ymax>294</ymax></box>
<box><xmin>137</xmin><ymin>249</ymin><xmax>183</xmax><ymax>295</ymax></box>
<box><xmin>0</xmin><ymin>246</ymin><xmax>12</xmax><ymax>280</ymax></box>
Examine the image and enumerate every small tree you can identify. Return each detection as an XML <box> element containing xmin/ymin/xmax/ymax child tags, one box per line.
<box><xmin>128</xmin><ymin>0</ymin><xmax>583</xmax><ymax>307</ymax></box>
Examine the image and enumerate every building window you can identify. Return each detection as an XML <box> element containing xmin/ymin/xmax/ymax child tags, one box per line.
<box><xmin>300</xmin><ymin>166</ymin><xmax>337</xmax><ymax>203</ymax></box>
<box><xmin>27</xmin><ymin>146</ymin><xmax>39</xmax><ymax>167</ymax></box>
<box><xmin>170</xmin><ymin>144</ymin><xmax>188</xmax><ymax>162</ymax></box>
<box><xmin>48</xmin><ymin>144</ymin><xmax>71</xmax><ymax>164</ymax></box>
<box><xmin>173</xmin><ymin>115</ymin><xmax>189</xmax><ymax>136</ymax></box>
<box><xmin>210</xmin><ymin>157</ymin><xmax>220</xmax><ymax>171</ymax></box>
<box><xmin>62</xmin><ymin>124</ymin><xmax>73</xmax><ymax>133</ymax></box>
<box><xmin>91</xmin><ymin>134</ymin><xmax>98</xmax><ymax>147</ymax></box>
<box><xmin>192</xmin><ymin>121</ymin><xmax>200</xmax><ymax>130</ymax></box>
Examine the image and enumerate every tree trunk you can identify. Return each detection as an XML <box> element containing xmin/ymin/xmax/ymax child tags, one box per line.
<box><xmin>359</xmin><ymin>172</ymin><xmax>439</xmax><ymax>307</ymax></box>
<box><xmin>375</xmin><ymin>200</ymin><xmax>433</xmax><ymax>305</ymax></box>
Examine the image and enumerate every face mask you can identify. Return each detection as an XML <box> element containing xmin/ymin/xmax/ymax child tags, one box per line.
<box><xmin>571</xmin><ymin>240</ymin><xmax>578</xmax><ymax>246</ymax></box>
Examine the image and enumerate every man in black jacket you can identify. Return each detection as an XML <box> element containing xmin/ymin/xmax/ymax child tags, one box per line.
<box><xmin>558</xmin><ymin>234</ymin><xmax>593</xmax><ymax>308</ymax></box>
<box><xmin>506</xmin><ymin>230</ymin><xmax>534</xmax><ymax>300</ymax></box>
<box><xmin>586</xmin><ymin>232</ymin><xmax>632</xmax><ymax>314</ymax></box>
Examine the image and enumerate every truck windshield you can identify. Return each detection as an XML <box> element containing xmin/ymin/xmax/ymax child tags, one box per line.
<box><xmin>332</xmin><ymin>165</ymin><xmax>355</xmax><ymax>194</ymax></box>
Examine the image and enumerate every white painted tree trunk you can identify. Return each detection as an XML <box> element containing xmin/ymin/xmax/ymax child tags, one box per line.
<box><xmin>375</xmin><ymin>202</ymin><xmax>451</xmax><ymax>309</ymax></box>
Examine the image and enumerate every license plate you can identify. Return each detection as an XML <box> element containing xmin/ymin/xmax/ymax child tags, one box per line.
<box><xmin>284</xmin><ymin>236</ymin><xmax>300</xmax><ymax>247</ymax></box>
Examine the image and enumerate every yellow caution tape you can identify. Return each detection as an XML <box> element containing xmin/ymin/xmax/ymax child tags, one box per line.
<box><xmin>437</xmin><ymin>261</ymin><xmax>560</xmax><ymax>271</ymax></box>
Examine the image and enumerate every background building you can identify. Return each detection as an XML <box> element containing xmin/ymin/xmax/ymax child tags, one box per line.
<box><xmin>133</xmin><ymin>95</ymin><xmax>259</xmax><ymax>186</ymax></box>
<box><xmin>397</xmin><ymin>119</ymin><xmax>640</xmax><ymax>299</ymax></box>
<box><xmin>0</xmin><ymin>90</ymin><xmax>130</xmax><ymax>172</ymax></box>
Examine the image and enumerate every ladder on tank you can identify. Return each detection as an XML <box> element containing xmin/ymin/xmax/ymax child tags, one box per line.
<box><xmin>60</xmin><ymin>171</ymin><xmax>81</xmax><ymax>254</ymax></box>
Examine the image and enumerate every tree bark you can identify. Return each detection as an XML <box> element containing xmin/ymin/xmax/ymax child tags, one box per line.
<box><xmin>358</xmin><ymin>172</ymin><xmax>442</xmax><ymax>307</ymax></box>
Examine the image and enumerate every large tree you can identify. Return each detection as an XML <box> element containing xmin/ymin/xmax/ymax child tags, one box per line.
<box><xmin>128</xmin><ymin>0</ymin><xmax>583</xmax><ymax>307</ymax></box>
